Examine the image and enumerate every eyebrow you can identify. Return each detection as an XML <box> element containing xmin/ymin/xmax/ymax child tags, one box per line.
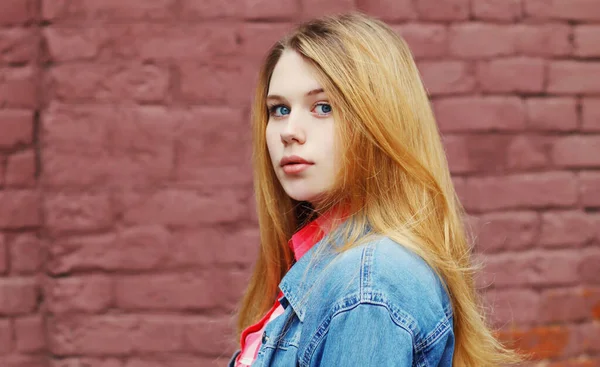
<box><xmin>266</xmin><ymin>88</ymin><xmax>325</xmax><ymax>102</ymax></box>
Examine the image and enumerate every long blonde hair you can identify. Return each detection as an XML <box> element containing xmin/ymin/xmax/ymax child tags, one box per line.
<box><xmin>238</xmin><ymin>12</ymin><xmax>521</xmax><ymax>366</ymax></box>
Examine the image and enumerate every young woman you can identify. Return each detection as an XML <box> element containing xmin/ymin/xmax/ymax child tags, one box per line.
<box><xmin>230</xmin><ymin>12</ymin><xmax>521</xmax><ymax>367</ymax></box>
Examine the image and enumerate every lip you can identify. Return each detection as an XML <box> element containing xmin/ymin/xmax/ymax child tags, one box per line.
<box><xmin>280</xmin><ymin>155</ymin><xmax>313</xmax><ymax>167</ymax></box>
<box><xmin>280</xmin><ymin>155</ymin><xmax>314</xmax><ymax>175</ymax></box>
<box><xmin>282</xmin><ymin>163</ymin><xmax>312</xmax><ymax>174</ymax></box>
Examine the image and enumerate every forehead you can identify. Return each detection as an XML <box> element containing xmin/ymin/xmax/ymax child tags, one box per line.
<box><xmin>268</xmin><ymin>50</ymin><xmax>323</xmax><ymax>96</ymax></box>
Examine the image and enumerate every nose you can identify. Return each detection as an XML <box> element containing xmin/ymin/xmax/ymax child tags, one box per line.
<box><xmin>280</xmin><ymin>110</ymin><xmax>305</xmax><ymax>145</ymax></box>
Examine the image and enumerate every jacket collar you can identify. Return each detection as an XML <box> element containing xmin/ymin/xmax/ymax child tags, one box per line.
<box><xmin>278</xmin><ymin>233</ymin><xmax>339</xmax><ymax>322</ymax></box>
<box><xmin>279</xmin><ymin>217</ymin><xmax>367</xmax><ymax>322</ymax></box>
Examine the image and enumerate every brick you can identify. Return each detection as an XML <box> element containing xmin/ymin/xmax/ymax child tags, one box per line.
<box><xmin>168</xmin><ymin>227</ymin><xmax>260</xmax><ymax>267</ymax></box>
<box><xmin>547</xmin><ymin>358</ymin><xmax>600</xmax><ymax>367</ymax></box>
<box><xmin>48</xmin><ymin>23</ymin><xmax>239</xmax><ymax>61</ymax></box>
<box><xmin>477</xmin><ymin>58</ymin><xmax>546</xmax><ymax>93</ymax></box>
<box><xmin>43</xmin><ymin>104</ymin><xmax>178</xmax><ymax>189</ymax></box>
<box><xmin>394</xmin><ymin>24</ymin><xmax>448</xmax><ymax>59</ymax></box>
<box><xmin>580</xmin><ymin>172</ymin><xmax>600</xmax><ymax>207</ymax></box>
<box><xmin>184</xmin><ymin>316</ymin><xmax>236</xmax><ymax>355</ymax></box>
<box><xmin>539</xmin><ymin>211</ymin><xmax>596</xmax><ymax>247</ymax></box>
<box><xmin>433</xmin><ymin>97</ymin><xmax>525</xmax><ymax>133</ymax></box>
<box><xmin>6</xmin><ymin>150</ymin><xmax>36</xmax><ymax>188</ymax></box>
<box><xmin>0</xmin><ymin>234</ymin><xmax>6</xmax><ymax>274</ymax></box>
<box><xmin>42</xmin><ymin>147</ymin><xmax>111</xmax><ymax>189</ymax></box>
<box><xmin>526</xmin><ymin>98</ymin><xmax>578</xmax><ymax>131</ymax></box>
<box><xmin>0</xmin><ymin>29</ymin><xmax>39</xmax><ymax>65</ymax></box>
<box><xmin>471</xmin><ymin>211</ymin><xmax>539</xmax><ymax>253</ymax></box>
<box><xmin>9</xmin><ymin>233</ymin><xmax>42</xmax><ymax>274</ymax></box>
<box><xmin>418</xmin><ymin>61</ymin><xmax>476</xmax><ymax>96</ymax></box>
<box><xmin>0</xmin><ymin>109</ymin><xmax>34</xmax><ymax>149</ymax></box>
<box><xmin>462</xmin><ymin>172</ymin><xmax>577</xmax><ymax>212</ymax></box>
<box><xmin>42</xmin><ymin>0</ymin><xmax>178</xmax><ymax>21</ymax></box>
<box><xmin>43</xmin><ymin>27</ymin><xmax>106</xmax><ymax>62</ymax></box>
<box><xmin>175</xmin><ymin>164</ymin><xmax>253</xmax><ymax>189</ymax></box>
<box><xmin>109</xmin><ymin>106</ymin><xmax>176</xmax><ymax>188</ymax></box>
<box><xmin>357</xmin><ymin>0</ymin><xmax>417</xmax><ymax>21</ymax></box>
<box><xmin>416</xmin><ymin>0</ymin><xmax>469</xmax><ymax>20</ymax></box>
<box><xmin>126</xmin><ymin>356</ymin><xmax>231</xmax><ymax>367</ymax></box>
<box><xmin>579</xmin><ymin>249</ymin><xmax>600</xmax><ymax>284</ymax></box>
<box><xmin>180</xmin><ymin>0</ymin><xmax>243</xmax><ymax>19</ymax></box>
<box><xmin>578</xmin><ymin>323</ymin><xmax>600</xmax><ymax>354</ymax></box>
<box><xmin>575</xmin><ymin>26</ymin><xmax>600</xmax><ymax>57</ymax></box>
<box><xmin>0</xmin><ymin>319</ymin><xmax>10</xmax><ymax>354</ymax></box>
<box><xmin>47</xmin><ymin>226</ymin><xmax>172</xmax><ymax>274</ymax></box>
<box><xmin>449</xmin><ymin>24</ymin><xmax>517</xmax><ymax>58</ymax></box>
<box><xmin>465</xmin><ymin>135</ymin><xmax>513</xmax><ymax>173</ymax></box>
<box><xmin>44</xmin><ymin>192</ymin><xmax>112</xmax><ymax>235</ymax></box>
<box><xmin>48</xmin><ymin>62</ymin><xmax>169</xmax><ymax>103</ymax></box>
<box><xmin>0</xmin><ymin>278</ymin><xmax>38</xmax><ymax>315</ymax></box>
<box><xmin>42</xmin><ymin>103</ymin><xmax>110</xmax><ymax>156</ymax></box>
<box><xmin>442</xmin><ymin>135</ymin><xmax>469</xmax><ymax>174</ymax></box>
<box><xmin>473</xmin><ymin>0</ymin><xmax>522</xmax><ymax>21</ymax></box>
<box><xmin>540</xmin><ymin>288</ymin><xmax>596</xmax><ymax>323</ymax></box>
<box><xmin>506</xmin><ymin>136</ymin><xmax>552</xmax><ymax>171</ymax></box>
<box><xmin>0</xmin><ymin>0</ymin><xmax>38</xmax><ymax>25</ymax></box>
<box><xmin>0</xmin><ymin>67</ymin><xmax>37</xmax><ymax>108</ymax></box>
<box><xmin>45</xmin><ymin>276</ymin><xmax>112</xmax><ymax>314</ymax></box>
<box><xmin>0</xmin><ymin>156</ymin><xmax>5</xmax><ymax>186</ymax></box>
<box><xmin>175</xmin><ymin>107</ymin><xmax>249</xmax><ymax>167</ymax></box>
<box><xmin>178</xmin><ymin>60</ymin><xmax>251</xmax><ymax>105</ymax></box>
<box><xmin>498</xmin><ymin>326</ymin><xmax>570</xmax><ymax>360</ymax></box>
<box><xmin>589</xmin><ymin>287</ymin><xmax>600</xmax><ymax>316</ymax></box>
<box><xmin>583</xmin><ymin>98</ymin><xmax>600</xmax><ymax>131</ymax></box>
<box><xmin>115</xmin><ymin>272</ymin><xmax>223</xmax><ymax>310</ymax></box>
<box><xmin>51</xmin><ymin>358</ymin><xmax>123</xmax><ymax>367</ymax></box>
<box><xmin>244</xmin><ymin>0</ymin><xmax>299</xmax><ymax>19</ymax></box>
<box><xmin>116</xmin><ymin>189</ymin><xmax>249</xmax><ymax>227</ymax></box>
<box><xmin>548</xmin><ymin>61</ymin><xmax>600</xmax><ymax>94</ymax></box>
<box><xmin>47</xmin><ymin>315</ymin><xmax>186</xmax><ymax>355</ymax></box>
<box><xmin>483</xmin><ymin>289</ymin><xmax>540</xmax><ymax>327</ymax></box>
<box><xmin>0</xmin><ymin>356</ymin><xmax>48</xmax><ymax>367</ymax></box>
<box><xmin>480</xmin><ymin>250</ymin><xmax>581</xmax><ymax>288</ymax></box>
<box><xmin>14</xmin><ymin>315</ymin><xmax>44</xmax><ymax>352</ymax></box>
<box><xmin>524</xmin><ymin>0</ymin><xmax>600</xmax><ymax>21</ymax></box>
<box><xmin>514</xmin><ymin>24</ymin><xmax>573</xmax><ymax>57</ymax></box>
<box><xmin>138</xmin><ymin>24</ymin><xmax>239</xmax><ymax>61</ymax></box>
<box><xmin>0</xmin><ymin>190</ymin><xmax>40</xmax><ymax>228</ymax></box>
<box><xmin>240</xmin><ymin>23</ymin><xmax>294</xmax><ymax>64</ymax></box>
<box><xmin>552</xmin><ymin>136</ymin><xmax>600</xmax><ymax>168</ymax></box>
<box><xmin>301</xmin><ymin>0</ymin><xmax>356</xmax><ymax>18</ymax></box>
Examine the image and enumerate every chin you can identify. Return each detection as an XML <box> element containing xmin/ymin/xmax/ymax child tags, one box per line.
<box><xmin>282</xmin><ymin>186</ymin><xmax>328</xmax><ymax>206</ymax></box>
<box><xmin>282</xmin><ymin>187</ymin><xmax>322</xmax><ymax>204</ymax></box>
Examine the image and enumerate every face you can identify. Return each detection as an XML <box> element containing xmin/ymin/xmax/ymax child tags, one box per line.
<box><xmin>266</xmin><ymin>50</ymin><xmax>337</xmax><ymax>205</ymax></box>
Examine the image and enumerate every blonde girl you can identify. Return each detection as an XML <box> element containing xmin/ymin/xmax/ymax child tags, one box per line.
<box><xmin>230</xmin><ymin>12</ymin><xmax>521</xmax><ymax>367</ymax></box>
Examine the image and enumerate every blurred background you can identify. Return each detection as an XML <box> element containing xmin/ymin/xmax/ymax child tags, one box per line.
<box><xmin>0</xmin><ymin>0</ymin><xmax>599</xmax><ymax>366</ymax></box>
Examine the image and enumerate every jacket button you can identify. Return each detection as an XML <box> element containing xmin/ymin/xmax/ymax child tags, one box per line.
<box><xmin>262</xmin><ymin>332</ymin><xmax>268</xmax><ymax>344</ymax></box>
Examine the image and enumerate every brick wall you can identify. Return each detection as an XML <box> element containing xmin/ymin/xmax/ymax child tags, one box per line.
<box><xmin>0</xmin><ymin>0</ymin><xmax>598</xmax><ymax>366</ymax></box>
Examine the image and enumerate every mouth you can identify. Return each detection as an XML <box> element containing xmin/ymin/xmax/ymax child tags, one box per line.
<box><xmin>280</xmin><ymin>155</ymin><xmax>314</xmax><ymax>174</ymax></box>
<box><xmin>282</xmin><ymin>163</ymin><xmax>312</xmax><ymax>174</ymax></box>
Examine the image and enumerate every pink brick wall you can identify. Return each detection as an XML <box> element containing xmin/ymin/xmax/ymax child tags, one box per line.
<box><xmin>0</xmin><ymin>0</ymin><xmax>598</xmax><ymax>366</ymax></box>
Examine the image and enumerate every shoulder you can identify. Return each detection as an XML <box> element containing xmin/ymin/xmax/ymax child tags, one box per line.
<box><xmin>309</xmin><ymin>235</ymin><xmax>453</xmax><ymax>343</ymax></box>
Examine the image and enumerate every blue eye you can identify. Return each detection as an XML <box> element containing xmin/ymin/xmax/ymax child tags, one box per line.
<box><xmin>314</xmin><ymin>103</ymin><xmax>332</xmax><ymax>115</ymax></box>
<box><xmin>269</xmin><ymin>105</ymin><xmax>290</xmax><ymax>117</ymax></box>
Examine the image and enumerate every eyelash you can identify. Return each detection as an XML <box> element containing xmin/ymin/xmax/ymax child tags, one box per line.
<box><xmin>267</xmin><ymin>102</ymin><xmax>332</xmax><ymax>118</ymax></box>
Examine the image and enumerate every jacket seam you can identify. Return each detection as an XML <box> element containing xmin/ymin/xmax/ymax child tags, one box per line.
<box><xmin>415</xmin><ymin>313</ymin><xmax>453</xmax><ymax>353</ymax></box>
<box><xmin>300</xmin><ymin>297</ymin><xmax>419</xmax><ymax>366</ymax></box>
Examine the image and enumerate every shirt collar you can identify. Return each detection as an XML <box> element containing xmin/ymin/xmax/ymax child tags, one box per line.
<box><xmin>280</xmin><ymin>208</ymin><xmax>359</xmax><ymax>322</ymax></box>
<box><xmin>288</xmin><ymin>208</ymin><xmax>340</xmax><ymax>261</ymax></box>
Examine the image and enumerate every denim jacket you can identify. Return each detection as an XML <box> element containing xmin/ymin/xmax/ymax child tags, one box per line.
<box><xmin>229</xmin><ymin>234</ymin><xmax>454</xmax><ymax>366</ymax></box>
